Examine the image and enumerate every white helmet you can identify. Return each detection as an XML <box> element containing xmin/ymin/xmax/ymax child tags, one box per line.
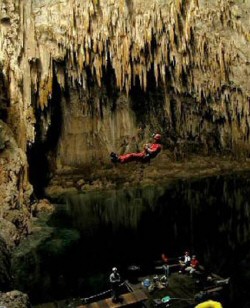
<box><xmin>112</xmin><ymin>267</ymin><xmax>117</xmax><ymax>272</ymax></box>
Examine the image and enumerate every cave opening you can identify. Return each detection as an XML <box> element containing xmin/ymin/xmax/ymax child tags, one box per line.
<box><xmin>27</xmin><ymin>74</ymin><xmax>63</xmax><ymax>198</ymax></box>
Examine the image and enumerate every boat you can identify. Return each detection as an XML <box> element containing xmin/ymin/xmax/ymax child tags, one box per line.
<box><xmin>77</xmin><ymin>256</ymin><xmax>230</xmax><ymax>308</ymax></box>
<box><xmin>76</xmin><ymin>271</ymin><xmax>229</xmax><ymax>308</ymax></box>
<box><xmin>125</xmin><ymin>258</ymin><xmax>230</xmax><ymax>308</ymax></box>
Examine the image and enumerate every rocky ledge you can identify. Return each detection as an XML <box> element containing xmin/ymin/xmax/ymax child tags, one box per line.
<box><xmin>0</xmin><ymin>290</ymin><xmax>30</xmax><ymax>308</ymax></box>
<box><xmin>45</xmin><ymin>152</ymin><xmax>250</xmax><ymax>198</ymax></box>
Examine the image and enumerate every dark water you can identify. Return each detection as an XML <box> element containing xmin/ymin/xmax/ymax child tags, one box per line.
<box><xmin>13</xmin><ymin>172</ymin><xmax>250</xmax><ymax>307</ymax></box>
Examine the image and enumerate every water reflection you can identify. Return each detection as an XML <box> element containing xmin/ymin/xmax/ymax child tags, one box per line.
<box><xmin>59</xmin><ymin>175</ymin><xmax>250</xmax><ymax>267</ymax></box>
<box><xmin>53</xmin><ymin>173</ymin><xmax>250</xmax><ymax>306</ymax></box>
<box><xmin>14</xmin><ymin>173</ymin><xmax>250</xmax><ymax>306</ymax></box>
<box><xmin>61</xmin><ymin>187</ymin><xmax>165</xmax><ymax>231</ymax></box>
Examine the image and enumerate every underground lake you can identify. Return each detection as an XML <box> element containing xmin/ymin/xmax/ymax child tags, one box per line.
<box><xmin>12</xmin><ymin>172</ymin><xmax>250</xmax><ymax>307</ymax></box>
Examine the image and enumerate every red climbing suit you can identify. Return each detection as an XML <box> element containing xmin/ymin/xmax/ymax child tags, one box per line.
<box><xmin>118</xmin><ymin>142</ymin><xmax>162</xmax><ymax>164</ymax></box>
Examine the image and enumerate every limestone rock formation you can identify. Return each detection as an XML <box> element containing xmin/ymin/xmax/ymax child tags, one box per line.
<box><xmin>0</xmin><ymin>235</ymin><xmax>11</xmax><ymax>291</ymax></box>
<box><xmin>0</xmin><ymin>0</ymin><xmax>250</xmax><ymax>175</ymax></box>
<box><xmin>0</xmin><ymin>119</ymin><xmax>33</xmax><ymax>305</ymax></box>
<box><xmin>0</xmin><ymin>1</ymin><xmax>250</xmax><ymax>305</ymax></box>
<box><xmin>0</xmin><ymin>0</ymin><xmax>249</xmax><ymax>236</ymax></box>
<box><xmin>32</xmin><ymin>0</ymin><xmax>250</xmax><ymax>168</ymax></box>
<box><xmin>0</xmin><ymin>290</ymin><xmax>30</xmax><ymax>308</ymax></box>
<box><xmin>0</xmin><ymin>121</ymin><xmax>32</xmax><ymax>246</ymax></box>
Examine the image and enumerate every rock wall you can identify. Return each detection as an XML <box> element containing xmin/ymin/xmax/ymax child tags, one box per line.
<box><xmin>0</xmin><ymin>121</ymin><xmax>32</xmax><ymax>245</ymax></box>
<box><xmin>0</xmin><ymin>235</ymin><xmax>11</xmax><ymax>291</ymax></box>
<box><xmin>0</xmin><ymin>120</ymin><xmax>31</xmax><ymax>305</ymax></box>
<box><xmin>0</xmin><ymin>0</ymin><xmax>250</xmax><ymax>190</ymax></box>
<box><xmin>0</xmin><ymin>290</ymin><xmax>30</xmax><ymax>308</ymax></box>
<box><xmin>0</xmin><ymin>0</ymin><xmax>250</xmax><ymax>175</ymax></box>
<box><xmin>30</xmin><ymin>0</ymin><xmax>250</xmax><ymax>169</ymax></box>
<box><xmin>0</xmin><ymin>1</ymin><xmax>249</xmax><ymax>304</ymax></box>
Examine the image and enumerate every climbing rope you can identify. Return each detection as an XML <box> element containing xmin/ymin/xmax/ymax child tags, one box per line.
<box><xmin>81</xmin><ymin>282</ymin><xmax>126</xmax><ymax>303</ymax></box>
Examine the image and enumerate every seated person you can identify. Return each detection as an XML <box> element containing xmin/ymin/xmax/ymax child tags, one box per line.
<box><xmin>179</xmin><ymin>251</ymin><xmax>191</xmax><ymax>273</ymax></box>
<box><xmin>161</xmin><ymin>253</ymin><xmax>170</xmax><ymax>277</ymax></box>
<box><xmin>185</xmin><ymin>255</ymin><xmax>199</xmax><ymax>276</ymax></box>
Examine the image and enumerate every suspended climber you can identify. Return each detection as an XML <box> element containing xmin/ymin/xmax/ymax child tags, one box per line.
<box><xmin>110</xmin><ymin>133</ymin><xmax>162</xmax><ymax>164</ymax></box>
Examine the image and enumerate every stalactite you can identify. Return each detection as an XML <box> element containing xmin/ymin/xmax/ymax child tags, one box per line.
<box><xmin>1</xmin><ymin>0</ymin><xmax>250</xmax><ymax>156</ymax></box>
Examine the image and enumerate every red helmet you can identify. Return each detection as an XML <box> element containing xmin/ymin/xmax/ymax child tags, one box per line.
<box><xmin>154</xmin><ymin>134</ymin><xmax>161</xmax><ymax>141</ymax></box>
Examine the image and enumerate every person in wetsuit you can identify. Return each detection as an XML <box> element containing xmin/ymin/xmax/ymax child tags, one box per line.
<box><xmin>110</xmin><ymin>133</ymin><xmax>162</xmax><ymax>164</ymax></box>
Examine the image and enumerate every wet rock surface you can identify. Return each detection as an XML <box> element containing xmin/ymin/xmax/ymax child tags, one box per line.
<box><xmin>0</xmin><ymin>121</ymin><xmax>32</xmax><ymax>246</ymax></box>
<box><xmin>0</xmin><ymin>290</ymin><xmax>30</xmax><ymax>308</ymax></box>
<box><xmin>45</xmin><ymin>152</ymin><xmax>250</xmax><ymax>198</ymax></box>
<box><xmin>0</xmin><ymin>236</ymin><xmax>11</xmax><ymax>291</ymax></box>
<box><xmin>1</xmin><ymin>0</ymin><xmax>250</xmax><ymax>174</ymax></box>
<box><xmin>0</xmin><ymin>121</ymin><xmax>32</xmax><ymax>308</ymax></box>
